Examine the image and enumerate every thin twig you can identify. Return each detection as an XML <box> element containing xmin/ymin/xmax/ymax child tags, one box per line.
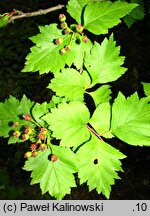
<box><xmin>8</xmin><ymin>4</ymin><xmax>65</xmax><ymax>23</ymax></box>
<box><xmin>86</xmin><ymin>124</ymin><xmax>104</xmax><ymax>141</ymax></box>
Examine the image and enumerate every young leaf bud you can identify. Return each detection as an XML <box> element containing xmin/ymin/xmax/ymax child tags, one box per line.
<box><xmin>51</xmin><ymin>154</ymin><xmax>58</xmax><ymax>162</ymax></box>
<box><xmin>59</xmin><ymin>48</ymin><xmax>66</xmax><ymax>55</ymax></box>
<box><xmin>59</xmin><ymin>14</ymin><xmax>66</xmax><ymax>22</ymax></box>
<box><xmin>54</xmin><ymin>38</ymin><xmax>63</xmax><ymax>45</ymax></box>
<box><xmin>32</xmin><ymin>151</ymin><xmax>38</xmax><ymax>157</ymax></box>
<box><xmin>37</xmin><ymin>133</ymin><xmax>45</xmax><ymax>140</ymax></box>
<box><xmin>22</xmin><ymin>114</ymin><xmax>32</xmax><ymax>121</ymax></box>
<box><xmin>60</xmin><ymin>22</ymin><xmax>68</xmax><ymax>29</ymax></box>
<box><xmin>76</xmin><ymin>24</ymin><xmax>84</xmax><ymax>33</ymax></box>
<box><xmin>22</xmin><ymin>134</ymin><xmax>29</xmax><ymax>141</ymax></box>
<box><xmin>65</xmin><ymin>45</ymin><xmax>71</xmax><ymax>51</ymax></box>
<box><xmin>39</xmin><ymin>144</ymin><xmax>47</xmax><ymax>151</ymax></box>
<box><xmin>24</xmin><ymin>151</ymin><xmax>32</xmax><ymax>159</ymax></box>
<box><xmin>13</xmin><ymin>131</ymin><xmax>20</xmax><ymax>138</ymax></box>
<box><xmin>30</xmin><ymin>143</ymin><xmax>37</xmax><ymax>151</ymax></box>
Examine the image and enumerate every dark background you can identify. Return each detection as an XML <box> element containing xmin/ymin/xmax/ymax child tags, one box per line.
<box><xmin>0</xmin><ymin>0</ymin><xmax>150</xmax><ymax>199</ymax></box>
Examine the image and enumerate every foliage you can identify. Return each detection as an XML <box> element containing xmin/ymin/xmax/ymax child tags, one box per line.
<box><xmin>0</xmin><ymin>0</ymin><xmax>150</xmax><ymax>200</ymax></box>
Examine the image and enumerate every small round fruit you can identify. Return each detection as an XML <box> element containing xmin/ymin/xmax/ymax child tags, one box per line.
<box><xmin>59</xmin><ymin>48</ymin><xmax>66</xmax><ymax>55</ymax></box>
<box><xmin>30</xmin><ymin>143</ymin><xmax>37</xmax><ymax>151</ymax></box>
<box><xmin>39</xmin><ymin>144</ymin><xmax>47</xmax><ymax>151</ymax></box>
<box><xmin>59</xmin><ymin>14</ymin><xmax>66</xmax><ymax>22</ymax></box>
<box><xmin>83</xmin><ymin>36</ymin><xmax>88</xmax><ymax>43</ymax></box>
<box><xmin>60</xmin><ymin>22</ymin><xmax>68</xmax><ymax>29</ymax></box>
<box><xmin>40</xmin><ymin>128</ymin><xmax>47</xmax><ymax>135</ymax></box>
<box><xmin>23</xmin><ymin>114</ymin><xmax>32</xmax><ymax>121</ymax></box>
<box><xmin>32</xmin><ymin>151</ymin><xmax>38</xmax><ymax>157</ymax></box>
<box><xmin>51</xmin><ymin>154</ymin><xmax>58</xmax><ymax>162</ymax></box>
<box><xmin>54</xmin><ymin>38</ymin><xmax>63</xmax><ymax>45</ymax></box>
<box><xmin>76</xmin><ymin>24</ymin><xmax>84</xmax><ymax>33</ymax></box>
<box><xmin>12</xmin><ymin>122</ymin><xmax>19</xmax><ymax>128</ymax></box>
<box><xmin>65</xmin><ymin>45</ymin><xmax>71</xmax><ymax>51</ymax></box>
<box><xmin>37</xmin><ymin>133</ymin><xmax>45</xmax><ymax>140</ymax></box>
<box><xmin>13</xmin><ymin>131</ymin><xmax>20</xmax><ymax>138</ymax></box>
<box><xmin>22</xmin><ymin>134</ymin><xmax>29</xmax><ymax>141</ymax></box>
<box><xmin>24</xmin><ymin>151</ymin><xmax>32</xmax><ymax>159</ymax></box>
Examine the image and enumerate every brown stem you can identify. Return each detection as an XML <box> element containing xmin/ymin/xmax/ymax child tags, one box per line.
<box><xmin>8</xmin><ymin>4</ymin><xmax>65</xmax><ymax>23</ymax></box>
<box><xmin>86</xmin><ymin>124</ymin><xmax>104</xmax><ymax>142</ymax></box>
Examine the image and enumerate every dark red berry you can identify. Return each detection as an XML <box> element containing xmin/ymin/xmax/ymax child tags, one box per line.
<box><xmin>39</xmin><ymin>144</ymin><xmax>47</xmax><ymax>151</ymax></box>
<box><xmin>59</xmin><ymin>14</ymin><xmax>66</xmax><ymax>22</ymax></box>
<box><xmin>37</xmin><ymin>133</ymin><xmax>45</xmax><ymax>140</ymax></box>
<box><xmin>30</xmin><ymin>143</ymin><xmax>37</xmax><ymax>151</ymax></box>
<box><xmin>51</xmin><ymin>154</ymin><xmax>58</xmax><ymax>162</ymax></box>
<box><xmin>23</xmin><ymin>114</ymin><xmax>32</xmax><ymax>121</ymax></box>
<box><xmin>24</xmin><ymin>151</ymin><xmax>32</xmax><ymax>159</ymax></box>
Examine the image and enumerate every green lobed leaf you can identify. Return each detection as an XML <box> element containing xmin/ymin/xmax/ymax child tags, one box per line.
<box><xmin>87</xmin><ymin>85</ymin><xmax>112</xmax><ymax>107</ymax></box>
<box><xmin>0</xmin><ymin>15</ymin><xmax>9</xmax><ymax>28</ymax></box>
<box><xmin>31</xmin><ymin>102</ymin><xmax>52</xmax><ymax>127</ymax></box>
<box><xmin>48</xmin><ymin>68</ymin><xmax>91</xmax><ymax>101</ymax></box>
<box><xmin>83</xmin><ymin>1</ymin><xmax>138</xmax><ymax>34</ymax></box>
<box><xmin>84</xmin><ymin>34</ymin><xmax>127</xmax><ymax>86</ymax></box>
<box><xmin>23</xmin><ymin>145</ymin><xmax>78</xmax><ymax>199</ymax></box>
<box><xmin>71</xmin><ymin>34</ymin><xmax>93</xmax><ymax>70</ymax></box>
<box><xmin>110</xmin><ymin>92</ymin><xmax>150</xmax><ymax>146</ymax></box>
<box><xmin>118</xmin><ymin>0</ymin><xmax>144</xmax><ymax>27</ymax></box>
<box><xmin>141</xmin><ymin>82</ymin><xmax>150</xmax><ymax>97</ymax></box>
<box><xmin>22</xmin><ymin>24</ymin><xmax>77</xmax><ymax>74</ymax></box>
<box><xmin>89</xmin><ymin>102</ymin><xmax>114</xmax><ymax>138</ymax></box>
<box><xmin>0</xmin><ymin>95</ymin><xmax>34</xmax><ymax>143</ymax></box>
<box><xmin>42</xmin><ymin>101</ymin><xmax>91</xmax><ymax>148</ymax></box>
<box><xmin>77</xmin><ymin>135</ymin><xmax>126</xmax><ymax>199</ymax></box>
<box><xmin>67</xmin><ymin>0</ymin><xmax>93</xmax><ymax>24</ymax></box>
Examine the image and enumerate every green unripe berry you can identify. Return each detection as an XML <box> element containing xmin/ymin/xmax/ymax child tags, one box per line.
<box><xmin>59</xmin><ymin>14</ymin><xmax>66</xmax><ymax>22</ymax></box>
<box><xmin>12</xmin><ymin>121</ymin><xmax>19</xmax><ymax>128</ymax></box>
<box><xmin>13</xmin><ymin>131</ymin><xmax>20</xmax><ymax>138</ymax></box>
<box><xmin>24</xmin><ymin>151</ymin><xmax>32</xmax><ymax>159</ymax></box>
<box><xmin>59</xmin><ymin>48</ymin><xmax>66</xmax><ymax>55</ymax></box>
<box><xmin>22</xmin><ymin>134</ymin><xmax>29</xmax><ymax>141</ymax></box>
<box><xmin>39</xmin><ymin>144</ymin><xmax>47</xmax><ymax>151</ymax></box>
<box><xmin>55</xmin><ymin>38</ymin><xmax>63</xmax><ymax>45</ymax></box>
<box><xmin>76</xmin><ymin>24</ymin><xmax>84</xmax><ymax>33</ymax></box>
<box><xmin>65</xmin><ymin>45</ymin><xmax>71</xmax><ymax>51</ymax></box>
<box><xmin>60</xmin><ymin>22</ymin><xmax>68</xmax><ymax>29</ymax></box>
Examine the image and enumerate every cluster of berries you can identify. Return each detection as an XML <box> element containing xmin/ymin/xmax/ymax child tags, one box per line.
<box><xmin>12</xmin><ymin>114</ymin><xmax>48</xmax><ymax>159</ymax></box>
<box><xmin>54</xmin><ymin>14</ymin><xmax>88</xmax><ymax>55</ymax></box>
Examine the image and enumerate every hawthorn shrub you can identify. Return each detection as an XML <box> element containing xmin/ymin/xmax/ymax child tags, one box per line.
<box><xmin>0</xmin><ymin>0</ymin><xmax>150</xmax><ymax>199</ymax></box>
